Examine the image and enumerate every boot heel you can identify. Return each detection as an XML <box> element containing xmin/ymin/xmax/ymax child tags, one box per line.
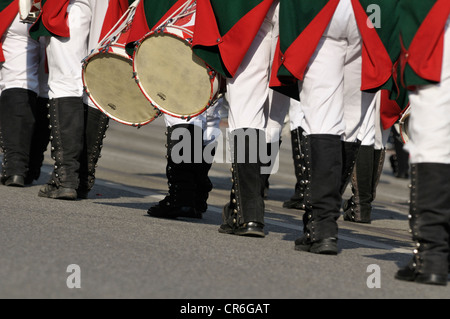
<box><xmin>4</xmin><ymin>175</ymin><xmax>25</xmax><ymax>187</ymax></box>
<box><xmin>310</xmin><ymin>238</ymin><xmax>338</xmax><ymax>255</ymax></box>
<box><xmin>235</xmin><ymin>222</ymin><xmax>265</xmax><ymax>237</ymax></box>
<box><xmin>415</xmin><ymin>273</ymin><xmax>448</xmax><ymax>286</ymax></box>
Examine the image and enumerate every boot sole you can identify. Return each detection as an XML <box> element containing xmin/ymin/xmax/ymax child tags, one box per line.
<box><xmin>5</xmin><ymin>181</ymin><xmax>25</xmax><ymax>187</ymax></box>
<box><xmin>295</xmin><ymin>239</ymin><xmax>338</xmax><ymax>255</ymax></box>
<box><xmin>310</xmin><ymin>242</ymin><xmax>338</xmax><ymax>255</ymax></box>
<box><xmin>235</xmin><ymin>228</ymin><xmax>266</xmax><ymax>238</ymax></box>
<box><xmin>415</xmin><ymin>274</ymin><xmax>448</xmax><ymax>286</ymax></box>
<box><xmin>38</xmin><ymin>189</ymin><xmax>78</xmax><ymax>200</ymax></box>
<box><xmin>218</xmin><ymin>225</ymin><xmax>234</xmax><ymax>234</ymax></box>
<box><xmin>218</xmin><ymin>225</ymin><xmax>265</xmax><ymax>238</ymax></box>
<box><xmin>4</xmin><ymin>175</ymin><xmax>25</xmax><ymax>187</ymax></box>
<box><xmin>147</xmin><ymin>207</ymin><xmax>201</xmax><ymax>219</ymax></box>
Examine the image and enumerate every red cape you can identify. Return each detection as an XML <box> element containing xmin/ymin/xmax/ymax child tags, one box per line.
<box><xmin>0</xmin><ymin>0</ymin><xmax>18</xmax><ymax>62</ymax></box>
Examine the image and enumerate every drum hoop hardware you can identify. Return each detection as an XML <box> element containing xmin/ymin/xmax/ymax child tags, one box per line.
<box><xmin>20</xmin><ymin>0</ymin><xmax>42</xmax><ymax>24</ymax></box>
<box><xmin>154</xmin><ymin>0</ymin><xmax>196</xmax><ymax>32</ymax></box>
<box><xmin>398</xmin><ymin>105</ymin><xmax>411</xmax><ymax>144</ymax></box>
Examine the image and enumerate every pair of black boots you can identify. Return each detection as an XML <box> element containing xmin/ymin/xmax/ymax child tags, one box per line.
<box><xmin>0</xmin><ymin>88</ymin><xmax>50</xmax><ymax>187</ymax></box>
<box><xmin>285</xmin><ymin>126</ymin><xmax>385</xmax><ymax>224</ymax></box>
<box><xmin>38</xmin><ymin>97</ymin><xmax>109</xmax><ymax>200</ymax></box>
<box><xmin>147</xmin><ymin>124</ymin><xmax>214</xmax><ymax>219</ymax></box>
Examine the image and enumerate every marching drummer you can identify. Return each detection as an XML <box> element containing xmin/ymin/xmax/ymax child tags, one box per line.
<box><xmin>0</xmin><ymin>0</ymin><xmax>50</xmax><ymax>187</ymax></box>
<box><xmin>28</xmin><ymin>0</ymin><xmax>131</xmax><ymax>200</ymax></box>
<box><xmin>395</xmin><ymin>0</ymin><xmax>450</xmax><ymax>286</ymax></box>
<box><xmin>120</xmin><ymin>0</ymin><xmax>221</xmax><ymax>219</ymax></box>
<box><xmin>193</xmin><ymin>0</ymin><xmax>292</xmax><ymax>237</ymax></box>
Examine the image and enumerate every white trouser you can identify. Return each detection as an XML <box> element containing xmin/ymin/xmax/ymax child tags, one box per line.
<box><xmin>0</xmin><ymin>14</ymin><xmax>48</xmax><ymax>97</ymax></box>
<box><xmin>357</xmin><ymin>90</ymin><xmax>390</xmax><ymax>148</ymax></box>
<box><xmin>225</xmin><ymin>0</ymin><xmax>290</xmax><ymax>144</ymax></box>
<box><xmin>163</xmin><ymin>98</ymin><xmax>223</xmax><ymax>146</ymax></box>
<box><xmin>298</xmin><ymin>0</ymin><xmax>375</xmax><ymax>141</ymax></box>
<box><xmin>46</xmin><ymin>0</ymin><xmax>109</xmax><ymax>107</ymax></box>
<box><xmin>289</xmin><ymin>98</ymin><xmax>304</xmax><ymax>131</ymax></box>
<box><xmin>404</xmin><ymin>18</ymin><xmax>450</xmax><ymax>164</ymax></box>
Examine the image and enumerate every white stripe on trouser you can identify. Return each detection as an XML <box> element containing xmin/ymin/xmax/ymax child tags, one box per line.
<box><xmin>404</xmin><ymin>18</ymin><xmax>450</xmax><ymax>164</ymax></box>
<box><xmin>0</xmin><ymin>14</ymin><xmax>47</xmax><ymax>96</ymax></box>
<box><xmin>46</xmin><ymin>0</ymin><xmax>109</xmax><ymax>109</ymax></box>
<box><xmin>225</xmin><ymin>0</ymin><xmax>290</xmax><ymax>144</ymax></box>
<box><xmin>298</xmin><ymin>0</ymin><xmax>375</xmax><ymax>142</ymax></box>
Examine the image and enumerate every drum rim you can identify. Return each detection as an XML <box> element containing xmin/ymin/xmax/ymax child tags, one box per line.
<box><xmin>132</xmin><ymin>29</ymin><xmax>218</xmax><ymax>120</ymax></box>
<box><xmin>82</xmin><ymin>50</ymin><xmax>160</xmax><ymax>127</ymax></box>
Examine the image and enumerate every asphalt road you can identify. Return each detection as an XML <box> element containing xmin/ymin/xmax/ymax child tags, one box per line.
<box><xmin>1</xmin><ymin>116</ymin><xmax>449</xmax><ymax>300</ymax></box>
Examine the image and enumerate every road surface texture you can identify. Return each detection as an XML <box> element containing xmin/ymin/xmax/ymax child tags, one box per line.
<box><xmin>1</xmin><ymin>116</ymin><xmax>449</xmax><ymax>299</ymax></box>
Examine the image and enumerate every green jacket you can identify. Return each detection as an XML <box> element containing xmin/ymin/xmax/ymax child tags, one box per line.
<box><xmin>192</xmin><ymin>0</ymin><xmax>274</xmax><ymax>78</ymax></box>
<box><xmin>399</xmin><ymin>0</ymin><xmax>450</xmax><ymax>88</ymax></box>
<box><xmin>0</xmin><ymin>0</ymin><xmax>14</xmax><ymax>12</ymax></box>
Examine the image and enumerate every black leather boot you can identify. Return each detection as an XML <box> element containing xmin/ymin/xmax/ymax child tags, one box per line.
<box><xmin>38</xmin><ymin>97</ymin><xmax>85</xmax><ymax>200</ymax></box>
<box><xmin>371</xmin><ymin>148</ymin><xmax>385</xmax><ymax>204</ymax></box>
<box><xmin>0</xmin><ymin>88</ymin><xmax>38</xmax><ymax>187</ymax></box>
<box><xmin>283</xmin><ymin>127</ymin><xmax>307</xmax><ymax>210</ymax></box>
<box><xmin>294</xmin><ymin>134</ymin><xmax>342</xmax><ymax>255</ymax></box>
<box><xmin>395</xmin><ymin>163</ymin><xmax>450</xmax><ymax>286</ymax></box>
<box><xmin>260</xmin><ymin>140</ymin><xmax>281</xmax><ymax>200</ymax></box>
<box><xmin>25</xmin><ymin>97</ymin><xmax>51</xmax><ymax>185</ymax></box>
<box><xmin>219</xmin><ymin>128</ymin><xmax>265</xmax><ymax>237</ymax></box>
<box><xmin>148</xmin><ymin>124</ymin><xmax>202</xmax><ymax>219</ymax></box>
<box><xmin>393</xmin><ymin>129</ymin><xmax>409</xmax><ymax>179</ymax></box>
<box><xmin>339</xmin><ymin>140</ymin><xmax>361</xmax><ymax>195</ymax></box>
<box><xmin>194</xmin><ymin>143</ymin><xmax>216</xmax><ymax>213</ymax></box>
<box><xmin>77</xmin><ymin>106</ymin><xmax>109</xmax><ymax>199</ymax></box>
<box><xmin>343</xmin><ymin>147</ymin><xmax>386</xmax><ymax>223</ymax></box>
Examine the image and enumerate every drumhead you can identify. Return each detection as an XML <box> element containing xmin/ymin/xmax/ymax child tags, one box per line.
<box><xmin>83</xmin><ymin>52</ymin><xmax>159</xmax><ymax>126</ymax></box>
<box><xmin>134</xmin><ymin>31</ymin><xmax>214</xmax><ymax>118</ymax></box>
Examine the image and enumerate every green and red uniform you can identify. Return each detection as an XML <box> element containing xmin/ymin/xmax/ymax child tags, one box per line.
<box><xmin>0</xmin><ymin>0</ymin><xmax>19</xmax><ymax>62</ymax></box>
<box><xmin>28</xmin><ymin>0</ymin><xmax>71</xmax><ymax>39</ymax></box>
<box><xmin>399</xmin><ymin>0</ymin><xmax>450</xmax><ymax>89</ymax></box>
<box><xmin>125</xmin><ymin>0</ymin><xmax>181</xmax><ymax>47</ymax></box>
<box><xmin>192</xmin><ymin>0</ymin><xmax>275</xmax><ymax>78</ymax></box>
<box><xmin>395</xmin><ymin>0</ymin><xmax>450</xmax><ymax>287</ymax></box>
<box><xmin>273</xmin><ymin>1</ymin><xmax>398</xmax><ymax>90</ymax></box>
<box><xmin>191</xmin><ymin>0</ymin><xmax>403</xmax><ymax>128</ymax></box>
